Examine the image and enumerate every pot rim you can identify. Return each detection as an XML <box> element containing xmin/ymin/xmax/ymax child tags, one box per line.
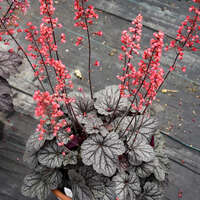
<box><xmin>52</xmin><ymin>189</ymin><xmax>72</xmax><ymax>200</ymax></box>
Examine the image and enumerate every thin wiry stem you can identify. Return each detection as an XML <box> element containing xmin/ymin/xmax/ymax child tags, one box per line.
<box><xmin>31</xmin><ymin>34</ymin><xmax>54</xmax><ymax>93</ymax></box>
<box><xmin>82</xmin><ymin>0</ymin><xmax>93</xmax><ymax>99</ymax></box>
<box><xmin>0</xmin><ymin>18</ymin><xmax>46</xmax><ymax>91</ymax></box>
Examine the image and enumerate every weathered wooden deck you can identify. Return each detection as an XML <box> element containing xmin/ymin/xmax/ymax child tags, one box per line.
<box><xmin>0</xmin><ymin>0</ymin><xmax>200</xmax><ymax>199</ymax></box>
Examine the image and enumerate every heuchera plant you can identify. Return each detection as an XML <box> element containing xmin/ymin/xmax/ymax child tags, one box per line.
<box><xmin>0</xmin><ymin>0</ymin><xmax>199</xmax><ymax>200</ymax></box>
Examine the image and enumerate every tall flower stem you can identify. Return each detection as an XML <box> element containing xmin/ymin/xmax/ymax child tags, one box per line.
<box><xmin>82</xmin><ymin>0</ymin><xmax>93</xmax><ymax>99</ymax></box>
<box><xmin>31</xmin><ymin>34</ymin><xmax>54</xmax><ymax>93</ymax></box>
<box><xmin>115</xmin><ymin>48</ymin><xmax>156</xmax><ymax>131</ymax></box>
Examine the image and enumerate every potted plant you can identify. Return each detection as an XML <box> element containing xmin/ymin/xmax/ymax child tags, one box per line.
<box><xmin>0</xmin><ymin>0</ymin><xmax>199</xmax><ymax>200</ymax></box>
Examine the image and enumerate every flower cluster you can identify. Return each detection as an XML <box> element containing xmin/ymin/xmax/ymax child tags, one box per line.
<box><xmin>0</xmin><ymin>0</ymin><xmax>29</xmax><ymax>51</ymax></box>
<box><xmin>165</xmin><ymin>0</ymin><xmax>200</xmax><ymax>71</ymax></box>
<box><xmin>117</xmin><ymin>14</ymin><xmax>164</xmax><ymax>111</ymax></box>
<box><xmin>0</xmin><ymin>0</ymin><xmax>199</xmax><ymax>200</ymax></box>
<box><xmin>74</xmin><ymin>0</ymin><xmax>99</xmax><ymax>29</ymax></box>
<box><xmin>119</xmin><ymin>14</ymin><xmax>143</xmax><ymax>60</ymax></box>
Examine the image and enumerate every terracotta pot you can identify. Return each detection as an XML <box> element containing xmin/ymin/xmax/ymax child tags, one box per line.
<box><xmin>52</xmin><ymin>189</ymin><xmax>72</xmax><ymax>200</ymax></box>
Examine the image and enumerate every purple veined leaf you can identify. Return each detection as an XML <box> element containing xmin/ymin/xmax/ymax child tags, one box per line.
<box><xmin>128</xmin><ymin>134</ymin><xmax>155</xmax><ymax>164</ymax></box>
<box><xmin>94</xmin><ymin>85</ymin><xmax>129</xmax><ymax>116</ymax></box>
<box><xmin>0</xmin><ymin>51</ymin><xmax>23</xmax><ymax>79</ymax></box>
<box><xmin>38</xmin><ymin>141</ymin><xmax>65</xmax><ymax>168</ymax></box>
<box><xmin>142</xmin><ymin>182</ymin><xmax>163</xmax><ymax>200</ymax></box>
<box><xmin>25</xmin><ymin>131</ymin><xmax>54</xmax><ymax>153</ymax></box>
<box><xmin>21</xmin><ymin>169</ymin><xmax>62</xmax><ymax>200</ymax></box>
<box><xmin>81</xmin><ymin>131</ymin><xmax>125</xmax><ymax>177</ymax></box>
<box><xmin>72</xmin><ymin>184</ymin><xmax>94</xmax><ymax>200</ymax></box>
<box><xmin>68</xmin><ymin>169</ymin><xmax>95</xmax><ymax>200</ymax></box>
<box><xmin>63</xmin><ymin>150</ymin><xmax>78</xmax><ymax>166</ymax></box>
<box><xmin>135</xmin><ymin>160</ymin><xmax>155</xmax><ymax>178</ymax></box>
<box><xmin>112</xmin><ymin>171</ymin><xmax>141</xmax><ymax>200</ymax></box>
<box><xmin>80</xmin><ymin>166</ymin><xmax>106</xmax><ymax>199</ymax></box>
<box><xmin>84</xmin><ymin>117</ymin><xmax>103</xmax><ymax>134</ymax></box>
<box><xmin>69</xmin><ymin>92</ymin><xmax>94</xmax><ymax>116</ymax></box>
<box><xmin>153</xmin><ymin>157</ymin><xmax>166</xmax><ymax>182</ymax></box>
<box><xmin>0</xmin><ymin>76</ymin><xmax>14</xmax><ymax>112</ymax></box>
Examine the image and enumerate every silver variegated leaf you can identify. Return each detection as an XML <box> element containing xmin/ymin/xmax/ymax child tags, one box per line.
<box><xmin>23</xmin><ymin>150</ymin><xmax>42</xmax><ymax>171</ymax></box>
<box><xmin>68</xmin><ymin>169</ymin><xmax>85</xmax><ymax>185</ymax></box>
<box><xmin>68</xmin><ymin>169</ymin><xmax>94</xmax><ymax>200</ymax></box>
<box><xmin>69</xmin><ymin>92</ymin><xmax>94</xmax><ymax>115</ymax></box>
<box><xmin>128</xmin><ymin>134</ymin><xmax>155</xmax><ymax>164</ymax></box>
<box><xmin>26</xmin><ymin>131</ymin><xmax>54</xmax><ymax>153</ymax></box>
<box><xmin>22</xmin><ymin>169</ymin><xmax>62</xmax><ymax>200</ymax></box>
<box><xmin>80</xmin><ymin>166</ymin><xmax>105</xmax><ymax>198</ymax></box>
<box><xmin>38</xmin><ymin>141</ymin><xmax>64</xmax><ymax>168</ymax></box>
<box><xmin>22</xmin><ymin>172</ymin><xmax>50</xmax><ymax>199</ymax></box>
<box><xmin>94</xmin><ymin>85</ymin><xmax>128</xmax><ymax>116</ymax></box>
<box><xmin>137</xmin><ymin>116</ymin><xmax>158</xmax><ymax>142</ymax></box>
<box><xmin>25</xmin><ymin>131</ymin><xmax>46</xmax><ymax>153</ymax></box>
<box><xmin>100</xmin><ymin>181</ymin><xmax>116</xmax><ymax>200</ymax></box>
<box><xmin>47</xmin><ymin>169</ymin><xmax>63</xmax><ymax>190</ymax></box>
<box><xmin>81</xmin><ymin>131</ymin><xmax>125</xmax><ymax>177</ymax></box>
<box><xmin>142</xmin><ymin>182</ymin><xmax>163</xmax><ymax>200</ymax></box>
<box><xmin>99</xmin><ymin>126</ymin><xmax>109</xmax><ymax>137</ymax></box>
<box><xmin>114</xmin><ymin>116</ymin><xmax>138</xmax><ymax>140</ymax></box>
<box><xmin>135</xmin><ymin>161</ymin><xmax>154</xmax><ymax>178</ymax></box>
<box><xmin>63</xmin><ymin>151</ymin><xmax>78</xmax><ymax>166</ymax></box>
<box><xmin>84</xmin><ymin>117</ymin><xmax>103</xmax><ymax>134</ymax></box>
<box><xmin>57</xmin><ymin>130</ymin><xmax>70</xmax><ymax>144</ymax></box>
<box><xmin>72</xmin><ymin>184</ymin><xmax>94</xmax><ymax>200</ymax></box>
<box><xmin>153</xmin><ymin>158</ymin><xmax>166</xmax><ymax>181</ymax></box>
<box><xmin>112</xmin><ymin>171</ymin><xmax>141</xmax><ymax>200</ymax></box>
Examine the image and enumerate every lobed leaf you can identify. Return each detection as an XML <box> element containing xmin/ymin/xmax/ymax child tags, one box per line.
<box><xmin>135</xmin><ymin>161</ymin><xmax>154</xmax><ymax>178</ymax></box>
<box><xmin>38</xmin><ymin>141</ymin><xmax>64</xmax><ymax>168</ymax></box>
<box><xmin>21</xmin><ymin>169</ymin><xmax>62</xmax><ymax>200</ymax></box>
<box><xmin>94</xmin><ymin>85</ymin><xmax>129</xmax><ymax>116</ymax></box>
<box><xmin>128</xmin><ymin>134</ymin><xmax>155</xmax><ymax>165</ymax></box>
<box><xmin>112</xmin><ymin>171</ymin><xmax>141</xmax><ymax>200</ymax></box>
<box><xmin>81</xmin><ymin>131</ymin><xmax>125</xmax><ymax>177</ymax></box>
<box><xmin>142</xmin><ymin>182</ymin><xmax>163</xmax><ymax>200</ymax></box>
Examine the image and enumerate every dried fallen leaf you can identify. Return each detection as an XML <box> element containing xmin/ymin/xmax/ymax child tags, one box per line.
<box><xmin>74</xmin><ymin>69</ymin><xmax>83</xmax><ymax>79</ymax></box>
<box><xmin>108</xmin><ymin>49</ymin><xmax>117</xmax><ymax>56</ymax></box>
<box><xmin>161</xmin><ymin>89</ymin><xmax>178</xmax><ymax>94</ymax></box>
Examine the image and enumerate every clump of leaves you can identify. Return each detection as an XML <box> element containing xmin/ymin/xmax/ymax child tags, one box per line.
<box><xmin>22</xmin><ymin>85</ymin><xmax>169</xmax><ymax>200</ymax></box>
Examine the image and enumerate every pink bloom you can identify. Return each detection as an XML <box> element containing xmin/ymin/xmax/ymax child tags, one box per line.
<box><xmin>94</xmin><ymin>60</ymin><xmax>100</xmax><ymax>67</ymax></box>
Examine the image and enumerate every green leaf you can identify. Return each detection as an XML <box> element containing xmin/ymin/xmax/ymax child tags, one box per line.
<box><xmin>112</xmin><ymin>171</ymin><xmax>141</xmax><ymax>200</ymax></box>
<box><xmin>38</xmin><ymin>141</ymin><xmax>64</xmax><ymax>168</ymax></box>
<box><xmin>81</xmin><ymin>131</ymin><xmax>125</xmax><ymax>177</ymax></box>
<box><xmin>142</xmin><ymin>182</ymin><xmax>163</xmax><ymax>200</ymax></box>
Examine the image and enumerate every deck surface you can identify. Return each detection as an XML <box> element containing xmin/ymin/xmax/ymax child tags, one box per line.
<box><xmin>0</xmin><ymin>0</ymin><xmax>200</xmax><ymax>200</ymax></box>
